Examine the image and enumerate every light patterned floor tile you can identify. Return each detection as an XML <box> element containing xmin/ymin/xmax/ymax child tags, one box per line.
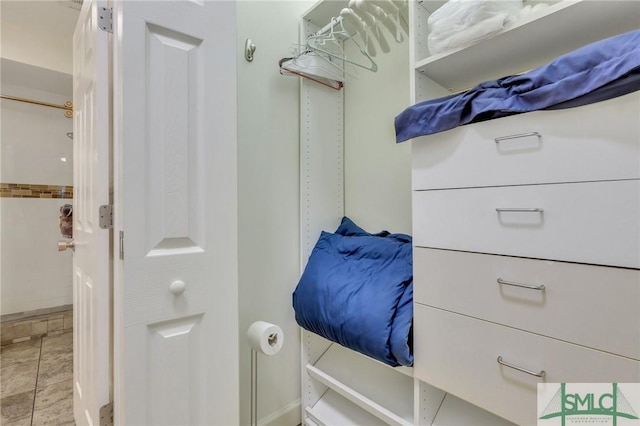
<box><xmin>36</xmin><ymin>351</ymin><xmax>72</xmax><ymax>389</ymax></box>
<box><xmin>0</xmin><ymin>360</ymin><xmax>39</xmax><ymax>399</ymax></box>
<box><xmin>32</xmin><ymin>379</ymin><xmax>74</xmax><ymax>426</ymax></box>
<box><xmin>41</xmin><ymin>332</ymin><xmax>72</xmax><ymax>356</ymax></box>
<box><xmin>0</xmin><ymin>338</ymin><xmax>41</xmax><ymax>370</ymax></box>
<box><xmin>0</xmin><ymin>389</ymin><xmax>34</xmax><ymax>426</ymax></box>
<box><xmin>0</xmin><ymin>326</ymin><xmax>75</xmax><ymax>424</ymax></box>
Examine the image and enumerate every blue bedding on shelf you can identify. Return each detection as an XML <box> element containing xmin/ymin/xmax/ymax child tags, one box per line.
<box><xmin>395</xmin><ymin>29</ymin><xmax>640</xmax><ymax>142</ymax></box>
<box><xmin>292</xmin><ymin>217</ymin><xmax>414</xmax><ymax>367</ymax></box>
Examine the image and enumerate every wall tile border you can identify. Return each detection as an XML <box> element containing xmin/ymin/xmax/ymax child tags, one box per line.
<box><xmin>0</xmin><ymin>183</ymin><xmax>73</xmax><ymax>199</ymax></box>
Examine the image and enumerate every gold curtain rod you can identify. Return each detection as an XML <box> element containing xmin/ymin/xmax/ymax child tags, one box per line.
<box><xmin>0</xmin><ymin>94</ymin><xmax>73</xmax><ymax>118</ymax></box>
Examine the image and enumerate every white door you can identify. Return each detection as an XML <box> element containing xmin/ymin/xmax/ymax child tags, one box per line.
<box><xmin>112</xmin><ymin>1</ymin><xmax>239</xmax><ymax>425</ymax></box>
<box><xmin>72</xmin><ymin>0</ymin><xmax>112</xmax><ymax>424</ymax></box>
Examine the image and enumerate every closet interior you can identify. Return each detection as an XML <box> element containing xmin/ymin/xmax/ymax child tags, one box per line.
<box><xmin>297</xmin><ymin>0</ymin><xmax>640</xmax><ymax>425</ymax></box>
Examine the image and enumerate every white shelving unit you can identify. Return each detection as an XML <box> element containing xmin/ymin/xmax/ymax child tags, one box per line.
<box><xmin>308</xmin><ymin>344</ymin><xmax>414</xmax><ymax>426</ymax></box>
<box><xmin>408</xmin><ymin>0</ymin><xmax>640</xmax><ymax>425</ymax></box>
<box><xmin>300</xmin><ymin>0</ymin><xmax>640</xmax><ymax>424</ymax></box>
<box><xmin>299</xmin><ymin>1</ymin><xmax>423</xmax><ymax>425</ymax></box>
<box><xmin>413</xmin><ymin>0</ymin><xmax>640</xmax><ymax>93</ymax></box>
<box><xmin>431</xmin><ymin>395</ymin><xmax>516</xmax><ymax>426</ymax></box>
<box><xmin>305</xmin><ymin>390</ymin><xmax>390</xmax><ymax>426</ymax></box>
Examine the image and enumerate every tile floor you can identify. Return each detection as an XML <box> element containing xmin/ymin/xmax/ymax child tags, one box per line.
<box><xmin>0</xmin><ymin>331</ymin><xmax>74</xmax><ymax>425</ymax></box>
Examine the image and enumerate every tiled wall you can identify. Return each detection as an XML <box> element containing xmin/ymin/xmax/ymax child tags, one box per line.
<box><xmin>0</xmin><ymin>183</ymin><xmax>73</xmax><ymax>199</ymax></box>
<box><xmin>0</xmin><ymin>309</ymin><xmax>73</xmax><ymax>346</ymax></box>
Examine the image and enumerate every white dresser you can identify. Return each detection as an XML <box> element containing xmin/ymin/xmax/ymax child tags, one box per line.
<box><xmin>411</xmin><ymin>94</ymin><xmax>640</xmax><ymax>425</ymax></box>
<box><xmin>409</xmin><ymin>2</ymin><xmax>640</xmax><ymax>425</ymax></box>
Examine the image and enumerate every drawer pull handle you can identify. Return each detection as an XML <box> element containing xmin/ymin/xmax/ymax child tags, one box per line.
<box><xmin>497</xmin><ymin>356</ymin><xmax>546</xmax><ymax>378</ymax></box>
<box><xmin>494</xmin><ymin>132</ymin><xmax>541</xmax><ymax>143</ymax></box>
<box><xmin>496</xmin><ymin>208</ymin><xmax>544</xmax><ymax>213</ymax></box>
<box><xmin>497</xmin><ymin>278</ymin><xmax>545</xmax><ymax>291</ymax></box>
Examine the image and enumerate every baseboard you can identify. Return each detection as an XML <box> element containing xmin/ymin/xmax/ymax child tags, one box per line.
<box><xmin>1</xmin><ymin>304</ymin><xmax>72</xmax><ymax>323</ymax></box>
<box><xmin>1</xmin><ymin>307</ymin><xmax>73</xmax><ymax>346</ymax></box>
<box><xmin>259</xmin><ymin>399</ymin><xmax>301</xmax><ymax>426</ymax></box>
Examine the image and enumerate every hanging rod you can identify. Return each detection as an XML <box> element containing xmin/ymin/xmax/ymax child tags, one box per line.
<box><xmin>314</xmin><ymin>16</ymin><xmax>345</xmax><ymax>37</ymax></box>
<box><xmin>0</xmin><ymin>94</ymin><xmax>73</xmax><ymax>118</ymax></box>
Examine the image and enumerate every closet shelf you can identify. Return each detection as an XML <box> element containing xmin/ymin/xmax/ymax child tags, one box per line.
<box><xmin>306</xmin><ymin>390</ymin><xmax>391</xmax><ymax>426</ymax></box>
<box><xmin>432</xmin><ymin>394</ymin><xmax>517</xmax><ymax>426</ymax></box>
<box><xmin>307</xmin><ymin>365</ymin><xmax>412</xmax><ymax>426</ymax></box>
<box><xmin>303</xmin><ymin>415</ymin><xmax>320</xmax><ymax>426</ymax></box>
<box><xmin>302</xmin><ymin>0</ymin><xmax>348</xmax><ymax>28</ymax></box>
<box><xmin>306</xmin><ymin>344</ymin><xmax>414</xmax><ymax>426</ymax></box>
<box><xmin>415</xmin><ymin>0</ymin><xmax>640</xmax><ymax>92</ymax></box>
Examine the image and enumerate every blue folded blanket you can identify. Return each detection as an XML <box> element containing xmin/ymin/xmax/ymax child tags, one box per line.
<box><xmin>395</xmin><ymin>29</ymin><xmax>640</xmax><ymax>142</ymax></box>
<box><xmin>293</xmin><ymin>217</ymin><xmax>414</xmax><ymax>367</ymax></box>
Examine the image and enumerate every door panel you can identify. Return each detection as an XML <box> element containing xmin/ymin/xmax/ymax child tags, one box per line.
<box><xmin>145</xmin><ymin>23</ymin><xmax>205</xmax><ymax>255</ymax></box>
<box><xmin>72</xmin><ymin>0</ymin><xmax>111</xmax><ymax>424</ymax></box>
<box><xmin>146</xmin><ymin>314</ymin><xmax>205</xmax><ymax>425</ymax></box>
<box><xmin>113</xmin><ymin>2</ymin><xmax>239</xmax><ymax>424</ymax></box>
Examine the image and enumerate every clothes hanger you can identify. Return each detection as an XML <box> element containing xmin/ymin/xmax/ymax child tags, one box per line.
<box><xmin>279</xmin><ymin>56</ymin><xmax>343</xmax><ymax>91</ymax></box>
<box><xmin>307</xmin><ymin>17</ymin><xmax>378</xmax><ymax>73</ymax></box>
<box><xmin>279</xmin><ymin>41</ymin><xmax>353</xmax><ymax>87</ymax></box>
<box><xmin>369</xmin><ymin>0</ymin><xmax>399</xmax><ymax>16</ymax></box>
<box><xmin>353</xmin><ymin>0</ymin><xmax>404</xmax><ymax>43</ymax></box>
<box><xmin>363</xmin><ymin>0</ymin><xmax>409</xmax><ymax>41</ymax></box>
<box><xmin>305</xmin><ymin>23</ymin><xmax>362</xmax><ymax>80</ymax></box>
<box><xmin>340</xmin><ymin>8</ymin><xmax>377</xmax><ymax>58</ymax></box>
<box><xmin>281</xmin><ymin>42</ymin><xmax>349</xmax><ymax>81</ymax></box>
<box><xmin>389</xmin><ymin>0</ymin><xmax>410</xmax><ymax>35</ymax></box>
<box><xmin>349</xmin><ymin>0</ymin><xmax>391</xmax><ymax>54</ymax></box>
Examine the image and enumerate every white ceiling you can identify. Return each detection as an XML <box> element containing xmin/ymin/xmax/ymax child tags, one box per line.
<box><xmin>0</xmin><ymin>1</ymin><xmax>81</xmax><ymax>75</ymax></box>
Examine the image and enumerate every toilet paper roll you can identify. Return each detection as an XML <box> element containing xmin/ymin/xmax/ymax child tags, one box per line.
<box><xmin>247</xmin><ymin>321</ymin><xmax>284</xmax><ymax>356</ymax></box>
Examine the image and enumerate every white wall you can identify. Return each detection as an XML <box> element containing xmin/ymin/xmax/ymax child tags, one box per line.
<box><xmin>344</xmin><ymin>34</ymin><xmax>412</xmax><ymax>234</ymax></box>
<box><xmin>237</xmin><ymin>1</ymin><xmax>313</xmax><ymax>424</ymax></box>
<box><xmin>0</xmin><ymin>60</ymin><xmax>74</xmax><ymax>315</ymax></box>
<box><xmin>0</xmin><ymin>1</ymin><xmax>79</xmax><ymax>75</ymax></box>
<box><xmin>1</xmin><ymin>199</ymin><xmax>73</xmax><ymax>314</ymax></box>
<box><xmin>236</xmin><ymin>6</ymin><xmax>411</xmax><ymax>425</ymax></box>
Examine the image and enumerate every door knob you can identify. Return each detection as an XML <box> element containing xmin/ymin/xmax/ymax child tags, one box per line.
<box><xmin>170</xmin><ymin>280</ymin><xmax>186</xmax><ymax>295</ymax></box>
<box><xmin>58</xmin><ymin>240</ymin><xmax>75</xmax><ymax>252</ymax></box>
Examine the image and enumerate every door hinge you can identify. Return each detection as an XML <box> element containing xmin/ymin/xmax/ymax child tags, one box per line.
<box><xmin>99</xmin><ymin>402</ymin><xmax>113</xmax><ymax>426</ymax></box>
<box><xmin>98</xmin><ymin>7</ymin><xmax>113</xmax><ymax>33</ymax></box>
<box><xmin>99</xmin><ymin>205</ymin><xmax>113</xmax><ymax>229</ymax></box>
<box><xmin>119</xmin><ymin>231</ymin><xmax>124</xmax><ymax>260</ymax></box>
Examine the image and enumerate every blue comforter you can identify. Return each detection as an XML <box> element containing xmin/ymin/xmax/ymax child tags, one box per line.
<box><xmin>395</xmin><ymin>29</ymin><xmax>640</xmax><ymax>142</ymax></box>
<box><xmin>292</xmin><ymin>217</ymin><xmax>414</xmax><ymax>367</ymax></box>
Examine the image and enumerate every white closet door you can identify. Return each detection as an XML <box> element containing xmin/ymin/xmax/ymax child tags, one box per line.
<box><xmin>72</xmin><ymin>0</ymin><xmax>111</xmax><ymax>424</ymax></box>
<box><xmin>113</xmin><ymin>1</ymin><xmax>239</xmax><ymax>424</ymax></box>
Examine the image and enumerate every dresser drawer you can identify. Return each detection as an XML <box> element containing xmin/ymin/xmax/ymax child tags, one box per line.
<box><xmin>413</xmin><ymin>305</ymin><xmax>640</xmax><ymax>426</ymax></box>
<box><xmin>414</xmin><ymin>248</ymin><xmax>640</xmax><ymax>360</ymax></box>
<box><xmin>412</xmin><ymin>92</ymin><xmax>640</xmax><ymax>190</ymax></box>
<box><xmin>412</xmin><ymin>179</ymin><xmax>640</xmax><ymax>268</ymax></box>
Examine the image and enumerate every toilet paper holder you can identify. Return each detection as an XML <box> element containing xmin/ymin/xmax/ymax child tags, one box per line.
<box><xmin>267</xmin><ymin>333</ymin><xmax>277</xmax><ymax>346</ymax></box>
<box><xmin>247</xmin><ymin>321</ymin><xmax>283</xmax><ymax>426</ymax></box>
